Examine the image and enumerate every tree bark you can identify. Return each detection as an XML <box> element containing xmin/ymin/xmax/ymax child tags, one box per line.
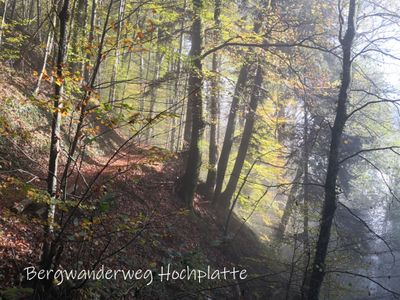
<box><xmin>307</xmin><ymin>1</ymin><xmax>357</xmax><ymax>298</ymax></box>
<box><xmin>178</xmin><ymin>0</ymin><xmax>204</xmax><ymax>206</ymax></box>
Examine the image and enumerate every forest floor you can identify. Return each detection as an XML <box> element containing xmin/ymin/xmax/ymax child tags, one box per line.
<box><xmin>0</xmin><ymin>65</ymin><xmax>276</xmax><ymax>299</ymax></box>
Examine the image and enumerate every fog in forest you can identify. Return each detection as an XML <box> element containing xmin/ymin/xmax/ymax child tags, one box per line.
<box><xmin>0</xmin><ymin>0</ymin><xmax>400</xmax><ymax>299</ymax></box>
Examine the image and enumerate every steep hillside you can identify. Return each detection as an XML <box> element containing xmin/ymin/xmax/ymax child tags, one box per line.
<box><xmin>0</xmin><ymin>65</ymin><xmax>280</xmax><ymax>299</ymax></box>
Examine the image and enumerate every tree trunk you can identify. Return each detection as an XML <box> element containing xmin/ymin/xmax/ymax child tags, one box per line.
<box><xmin>178</xmin><ymin>0</ymin><xmax>204</xmax><ymax>206</ymax></box>
<box><xmin>70</xmin><ymin>0</ymin><xmax>86</xmax><ymax>74</ymax></box>
<box><xmin>34</xmin><ymin>13</ymin><xmax>56</xmax><ymax>95</ymax></box>
<box><xmin>28</xmin><ymin>0</ymin><xmax>34</xmax><ymax>22</ymax></box>
<box><xmin>212</xmin><ymin>7</ymin><xmax>266</xmax><ymax>203</ymax></box>
<box><xmin>176</xmin><ymin>73</ymin><xmax>189</xmax><ymax>151</ymax></box>
<box><xmin>139</xmin><ymin>52</ymin><xmax>144</xmax><ymax>109</ymax></box>
<box><xmin>205</xmin><ymin>0</ymin><xmax>221</xmax><ymax>195</ymax></box>
<box><xmin>276</xmin><ymin>167</ymin><xmax>303</xmax><ymax>238</ymax></box>
<box><xmin>40</xmin><ymin>1</ymin><xmax>70</xmax><ymax>294</ymax></box>
<box><xmin>301</xmin><ymin>102</ymin><xmax>311</xmax><ymax>299</ymax></box>
<box><xmin>183</xmin><ymin>86</ymin><xmax>193</xmax><ymax>146</ymax></box>
<box><xmin>84</xmin><ymin>0</ymin><xmax>96</xmax><ymax>83</ymax></box>
<box><xmin>169</xmin><ymin>0</ymin><xmax>186</xmax><ymax>151</ymax></box>
<box><xmin>0</xmin><ymin>0</ymin><xmax>9</xmax><ymax>47</ymax></box>
<box><xmin>37</xmin><ymin>0</ymin><xmax>41</xmax><ymax>41</ymax></box>
<box><xmin>145</xmin><ymin>29</ymin><xmax>164</xmax><ymax>142</ymax></box>
<box><xmin>10</xmin><ymin>0</ymin><xmax>15</xmax><ymax>20</ymax></box>
<box><xmin>307</xmin><ymin>1</ymin><xmax>357</xmax><ymax>298</ymax></box>
<box><xmin>217</xmin><ymin>64</ymin><xmax>263</xmax><ymax>215</ymax></box>
<box><xmin>109</xmin><ymin>0</ymin><xmax>125</xmax><ymax>105</ymax></box>
<box><xmin>46</xmin><ymin>0</ymin><xmax>70</xmax><ymax>232</ymax></box>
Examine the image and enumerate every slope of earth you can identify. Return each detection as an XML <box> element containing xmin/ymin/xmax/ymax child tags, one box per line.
<box><xmin>0</xmin><ymin>65</ymin><xmax>282</xmax><ymax>299</ymax></box>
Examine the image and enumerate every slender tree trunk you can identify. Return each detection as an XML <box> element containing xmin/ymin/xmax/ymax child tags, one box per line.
<box><xmin>79</xmin><ymin>0</ymin><xmax>88</xmax><ymax>82</ymax></box>
<box><xmin>40</xmin><ymin>2</ymin><xmax>70</xmax><ymax>295</ymax></box>
<box><xmin>34</xmin><ymin>13</ymin><xmax>56</xmax><ymax>95</ymax></box>
<box><xmin>46</xmin><ymin>0</ymin><xmax>70</xmax><ymax>234</ymax></box>
<box><xmin>122</xmin><ymin>13</ymin><xmax>144</xmax><ymax>108</ymax></box>
<box><xmin>178</xmin><ymin>0</ymin><xmax>204</xmax><ymax>206</ymax></box>
<box><xmin>85</xmin><ymin>0</ymin><xmax>96</xmax><ymax>83</ymax></box>
<box><xmin>10</xmin><ymin>0</ymin><xmax>15</xmax><ymax>20</ymax></box>
<box><xmin>70</xmin><ymin>0</ymin><xmax>85</xmax><ymax>74</ymax></box>
<box><xmin>276</xmin><ymin>167</ymin><xmax>303</xmax><ymax>237</ymax></box>
<box><xmin>121</xmin><ymin>11</ymin><xmax>140</xmax><ymax>101</ymax></box>
<box><xmin>28</xmin><ymin>0</ymin><xmax>34</xmax><ymax>21</ymax></box>
<box><xmin>176</xmin><ymin>73</ymin><xmax>189</xmax><ymax>151</ymax></box>
<box><xmin>0</xmin><ymin>0</ymin><xmax>9</xmax><ymax>48</ymax></box>
<box><xmin>307</xmin><ymin>1</ymin><xmax>357</xmax><ymax>298</ymax></box>
<box><xmin>139</xmin><ymin>52</ymin><xmax>144</xmax><ymax>109</ymax></box>
<box><xmin>37</xmin><ymin>0</ymin><xmax>41</xmax><ymax>41</ymax></box>
<box><xmin>109</xmin><ymin>0</ymin><xmax>125</xmax><ymax>105</ymax></box>
<box><xmin>139</xmin><ymin>30</ymin><xmax>153</xmax><ymax>144</ymax></box>
<box><xmin>146</xmin><ymin>30</ymin><xmax>164</xmax><ymax>142</ymax></box>
<box><xmin>205</xmin><ymin>0</ymin><xmax>221</xmax><ymax>195</ymax></box>
<box><xmin>169</xmin><ymin>0</ymin><xmax>186</xmax><ymax>151</ymax></box>
<box><xmin>301</xmin><ymin>102</ymin><xmax>311</xmax><ymax>299</ymax></box>
<box><xmin>217</xmin><ymin>64</ymin><xmax>264</xmax><ymax>215</ymax></box>
<box><xmin>183</xmin><ymin>85</ymin><xmax>193</xmax><ymax>146</ymax></box>
<box><xmin>22</xmin><ymin>0</ymin><xmax>26</xmax><ymax>19</ymax></box>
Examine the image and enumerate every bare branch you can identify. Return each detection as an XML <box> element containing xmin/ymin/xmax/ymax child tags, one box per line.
<box><xmin>338</xmin><ymin>201</ymin><xmax>395</xmax><ymax>263</ymax></box>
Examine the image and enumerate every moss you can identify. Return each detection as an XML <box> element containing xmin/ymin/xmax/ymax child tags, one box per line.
<box><xmin>0</xmin><ymin>287</ymin><xmax>33</xmax><ymax>300</ymax></box>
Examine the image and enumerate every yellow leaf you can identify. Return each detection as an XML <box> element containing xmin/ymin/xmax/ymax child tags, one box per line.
<box><xmin>55</xmin><ymin>77</ymin><xmax>63</xmax><ymax>86</ymax></box>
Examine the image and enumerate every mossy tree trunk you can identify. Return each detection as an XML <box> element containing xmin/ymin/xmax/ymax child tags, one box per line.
<box><xmin>178</xmin><ymin>0</ymin><xmax>204</xmax><ymax>207</ymax></box>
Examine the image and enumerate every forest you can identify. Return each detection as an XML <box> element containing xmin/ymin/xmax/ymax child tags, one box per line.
<box><xmin>0</xmin><ymin>0</ymin><xmax>400</xmax><ymax>299</ymax></box>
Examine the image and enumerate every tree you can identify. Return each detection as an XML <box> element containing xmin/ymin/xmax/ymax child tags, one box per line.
<box><xmin>178</xmin><ymin>0</ymin><xmax>204</xmax><ymax>206</ymax></box>
<box><xmin>39</xmin><ymin>0</ymin><xmax>70</xmax><ymax>295</ymax></box>
<box><xmin>212</xmin><ymin>63</ymin><xmax>249</xmax><ymax>202</ymax></box>
<box><xmin>109</xmin><ymin>0</ymin><xmax>125</xmax><ymax>105</ymax></box>
<box><xmin>307</xmin><ymin>0</ymin><xmax>357</xmax><ymax>298</ymax></box>
<box><xmin>33</xmin><ymin>12</ymin><xmax>56</xmax><ymax>94</ymax></box>
<box><xmin>0</xmin><ymin>0</ymin><xmax>8</xmax><ymax>47</ymax></box>
<box><xmin>205</xmin><ymin>0</ymin><xmax>222</xmax><ymax>196</ymax></box>
<box><xmin>217</xmin><ymin>63</ymin><xmax>264</xmax><ymax>215</ymax></box>
<box><xmin>212</xmin><ymin>0</ymin><xmax>273</xmax><ymax>206</ymax></box>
